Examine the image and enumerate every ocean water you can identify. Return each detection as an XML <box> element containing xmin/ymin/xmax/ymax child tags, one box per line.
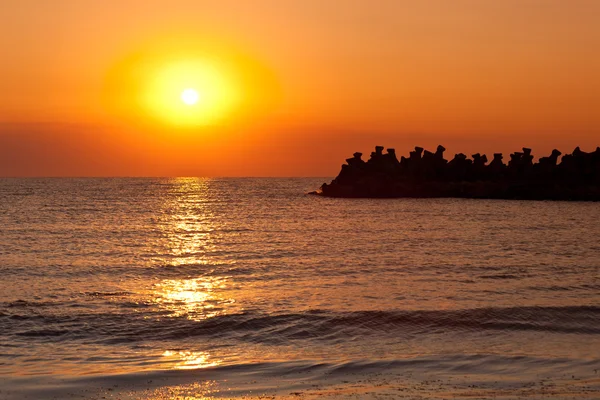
<box><xmin>1</xmin><ymin>178</ymin><xmax>599</xmax><ymax>398</ymax></box>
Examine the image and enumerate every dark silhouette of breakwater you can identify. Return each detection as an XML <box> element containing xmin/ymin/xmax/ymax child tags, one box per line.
<box><xmin>310</xmin><ymin>145</ymin><xmax>600</xmax><ymax>200</ymax></box>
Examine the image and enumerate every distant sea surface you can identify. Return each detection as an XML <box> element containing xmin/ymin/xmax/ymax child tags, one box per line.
<box><xmin>1</xmin><ymin>178</ymin><xmax>599</xmax><ymax>398</ymax></box>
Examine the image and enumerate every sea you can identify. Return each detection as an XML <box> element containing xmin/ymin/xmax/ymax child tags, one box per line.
<box><xmin>1</xmin><ymin>178</ymin><xmax>599</xmax><ymax>399</ymax></box>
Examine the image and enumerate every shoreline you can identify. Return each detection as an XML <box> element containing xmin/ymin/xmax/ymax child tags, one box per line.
<box><xmin>3</xmin><ymin>355</ymin><xmax>600</xmax><ymax>400</ymax></box>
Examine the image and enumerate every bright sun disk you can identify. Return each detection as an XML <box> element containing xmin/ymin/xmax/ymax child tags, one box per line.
<box><xmin>181</xmin><ymin>88</ymin><xmax>199</xmax><ymax>105</ymax></box>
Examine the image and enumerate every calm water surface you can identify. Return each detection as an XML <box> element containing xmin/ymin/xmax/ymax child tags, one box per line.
<box><xmin>1</xmin><ymin>178</ymin><xmax>599</xmax><ymax>384</ymax></box>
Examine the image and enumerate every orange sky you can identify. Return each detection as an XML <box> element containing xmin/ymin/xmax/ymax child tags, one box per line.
<box><xmin>1</xmin><ymin>0</ymin><xmax>599</xmax><ymax>176</ymax></box>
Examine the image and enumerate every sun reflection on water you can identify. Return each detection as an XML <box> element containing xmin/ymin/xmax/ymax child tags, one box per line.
<box><xmin>146</xmin><ymin>178</ymin><xmax>240</xmax><ymax>372</ymax></box>
<box><xmin>162</xmin><ymin>178</ymin><xmax>217</xmax><ymax>267</ymax></box>
<box><xmin>151</xmin><ymin>179</ymin><xmax>238</xmax><ymax>320</ymax></box>
<box><xmin>126</xmin><ymin>380</ymin><xmax>219</xmax><ymax>400</ymax></box>
<box><xmin>154</xmin><ymin>276</ymin><xmax>234</xmax><ymax>320</ymax></box>
<box><xmin>162</xmin><ymin>350</ymin><xmax>220</xmax><ymax>370</ymax></box>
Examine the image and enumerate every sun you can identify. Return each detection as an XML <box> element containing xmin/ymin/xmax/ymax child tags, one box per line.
<box><xmin>142</xmin><ymin>59</ymin><xmax>241</xmax><ymax>127</ymax></box>
<box><xmin>181</xmin><ymin>88</ymin><xmax>199</xmax><ymax>105</ymax></box>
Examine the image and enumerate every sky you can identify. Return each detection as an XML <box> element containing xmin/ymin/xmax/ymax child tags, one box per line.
<box><xmin>1</xmin><ymin>0</ymin><xmax>599</xmax><ymax>176</ymax></box>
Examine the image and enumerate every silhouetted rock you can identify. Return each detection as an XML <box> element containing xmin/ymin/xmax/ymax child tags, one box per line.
<box><xmin>310</xmin><ymin>145</ymin><xmax>600</xmax><ymax>201</ymax></box>
<box><xmin>522</xmin><ymin>148</ymin><xmax>534</xmax><ymax>167</ymax></box>
<box><xmin>539</xmin><ymin>149</ymin><xmax>561</xmax><ymax>166</ymax></box>
<box><xmin>435</xmin><ymin>145</ymin><xmax>446</xmax><ymax>159</ymax></box>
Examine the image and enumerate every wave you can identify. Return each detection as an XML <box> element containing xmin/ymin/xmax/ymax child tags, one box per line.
<box><xmin>6</xmin><ymin>299</ymin><xmax>66</xmax><ymax>308</ymax></box>
<box><xmin>2</xmin><ymin>306</ymin><xmax>600</xmax><ymax>344</ymax></box>
<box><xmin>9</xmin><ymin>354</ymin><xmax>600</xmax><ymax>391</ymax></box>
<box><xmin>106</xmin><ymin>354</ymin><xmax>600</xmax><ymax>376</ymax></box>
<box><xmin>84</xmin><ymin>291</ymin><xmax>132</xmax><ymax>297</ymax></box>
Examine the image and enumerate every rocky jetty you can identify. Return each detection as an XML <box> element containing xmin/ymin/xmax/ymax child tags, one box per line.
<box><xmin>310</xmin><ymin>145</ymin><xmax>600</xmax><ymax>200</ymax></box>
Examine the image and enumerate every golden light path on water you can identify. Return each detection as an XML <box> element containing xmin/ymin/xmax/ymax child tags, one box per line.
<box><xmin>161</xmin><ymin>350</ymin><xmax>220</xmax><ymax>370</ymax></box>
<box><xmin>161</xmin><ymin>178</ymin><xmax>215</xmax><ymax>267</ymax></box>
<box><xmin>154</xmin><ymin>276</ymin><xmax>231</xmax><ymax>320</ymax></box>
<box><xmin>150</xmin><ymin>178</ymin><xmax>237</xmax><ymax>371</ymax></box>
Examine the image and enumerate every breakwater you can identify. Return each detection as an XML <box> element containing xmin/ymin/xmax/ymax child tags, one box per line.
<box><xmin>312</xmin><ymin>145</ymin><xmax>600</xmax><ymax>200</ymax></box>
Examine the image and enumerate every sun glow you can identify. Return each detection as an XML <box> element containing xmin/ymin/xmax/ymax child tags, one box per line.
<box><xmin>103</xmin><ymin>36</ymin><xmax>280</xmax><ymax>130</ymax></box>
